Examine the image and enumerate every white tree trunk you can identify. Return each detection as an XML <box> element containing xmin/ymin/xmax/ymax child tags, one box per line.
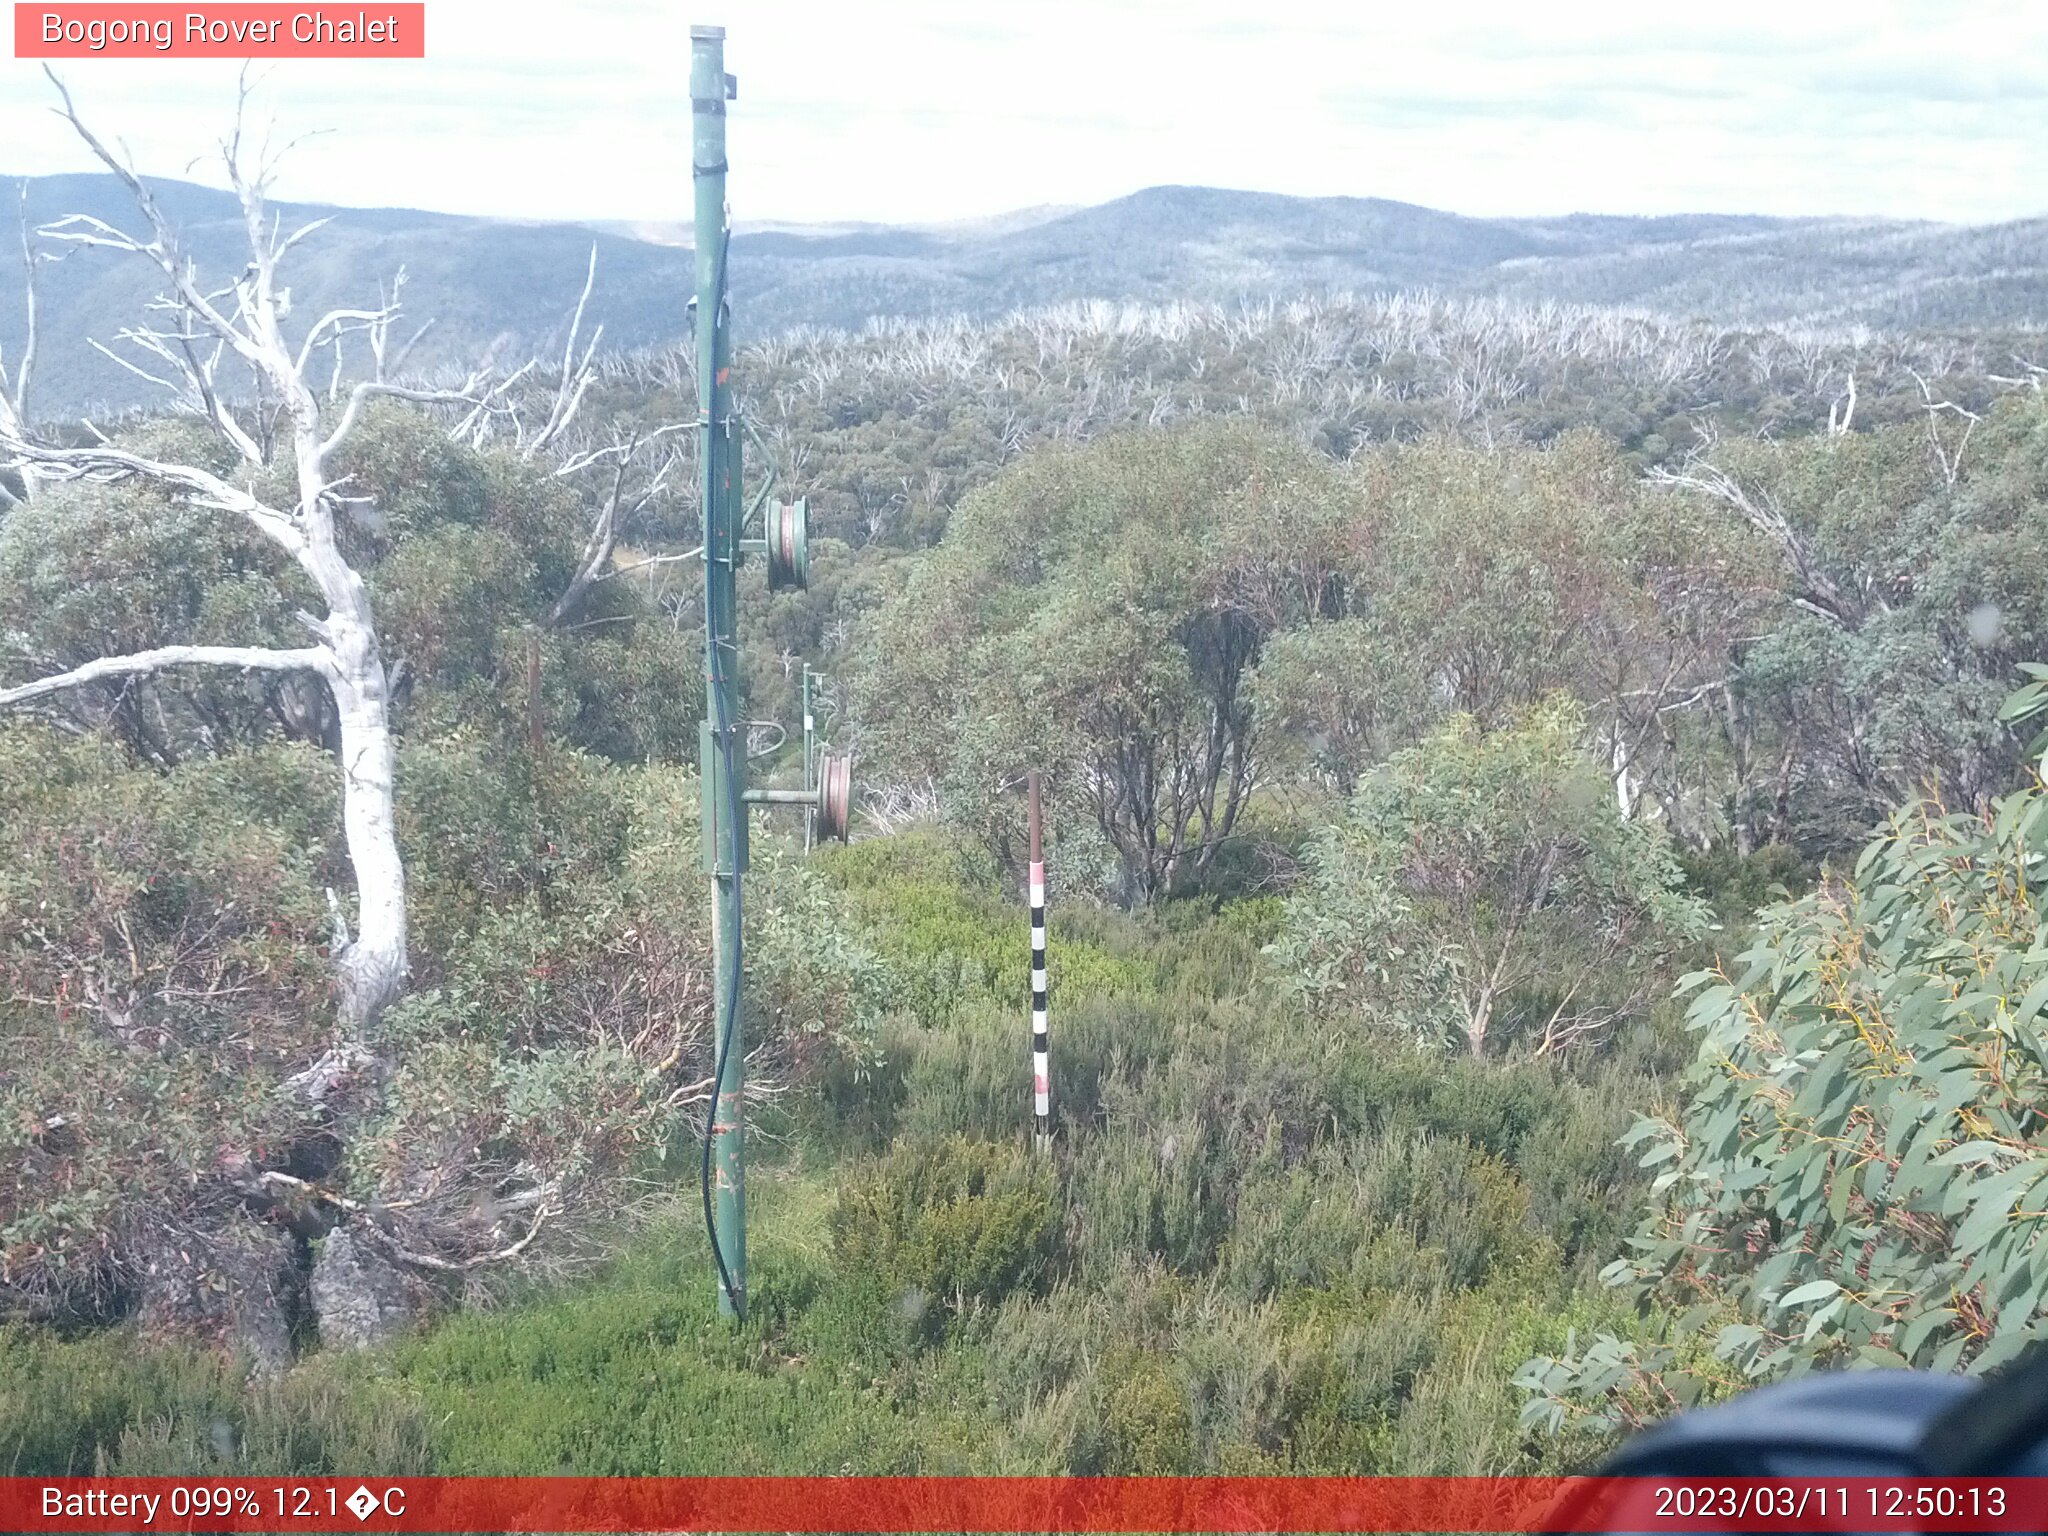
<box><xmin>328</xmin><ymin>613</ymin><xmax>407</xmax><ymax>1029</ymax></box>
<box><xmin>0</xmin><ymin>78</ymin><xmax>523</xmax><ymax>1033</ymax></box>
<box><xmin>1611</xmin><ymin>729</ymin><xmax>1641</xmax><ymax>820</ymax></box>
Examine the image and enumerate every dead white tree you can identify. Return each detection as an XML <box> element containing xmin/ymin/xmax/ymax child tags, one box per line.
<box><xmin>1987</xmin><ymin>357</ymin><xmax>2048</xmax><ymax>393</ymax></box>
<box><xmin>544</xmin><ymin>424</ymin><xmax>692</xmax><ymax>626</ymax></box>
<box><xmin>0</xmin><ymin>74</ymin><xmax>516</xmax><ymax>1031</ymax></box>
<box><xmin>520</xmin><ymin>243</ymin><xmax>602</xmax><ymax>463</ymax></box>
<box><xmin>1647</xmin><ymin>436</ymin><xmax>1879</xmax><ymax>631</ymax></box>
<box><xmin>1909</xmin><ymin>367</ymin><xmax>1981</xmax><ymax>490</ymax></box>
<box><xmin>0</xmin><ymin>181</ymin><xmax>39</xmax><ymax>508</ymax></box>
<box><xmin>1827</xmin><ymin>369</ymin><xmax>1856</xmax><ymax>436</ymax></box>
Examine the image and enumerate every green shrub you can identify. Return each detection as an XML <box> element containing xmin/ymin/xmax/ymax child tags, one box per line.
<box><xmin>0</xmin><ymin>729</ymin><xmax>336</xmax><ymax>1319</ymax></box>
<box><xmin>390</xmin><ymin>1183</ymin><xmax>1004</xmax><ymax>1475</ymax></box>
<box><xmin>1524</xmin><ymin>726</ymin><xmax>2048</xmax><ymax>1436</ymax></box>
<box><xmin>1219</xmin><ymin>1133</ymin><xmax>1537</xmax><ymax>1299</ymax></box>
<box><xmin>831</xmin><ymin>1136</ymin><xmax>1059</xmax><ymax>1315</ymax></box>
<box><xmin>1099</xmin><ymin>1348</ymin><xmax>1193</xmax><ymax>1473</ymax></box>
<box><xmin>1067</xmin><ymin>1109</ymin><xmax>1239</xmax><ymax>1283</ymax></box>
<box><xmin>1677</xmin><ymin>841</ymin><xmax>1816</xmax><ymax>926</ymax></box>
<box><xmin>815</xmin><ymin>829</ymin><xmax>1152</xmax><ymax>1027</ymax></box>
<box><xmin>0</xmin><ymin>1326</ymin><xmax>431</xmax><ymax>1477</ymax></box>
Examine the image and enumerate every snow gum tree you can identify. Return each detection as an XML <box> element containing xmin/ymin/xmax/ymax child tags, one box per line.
<box><xmin>0</xmin><ymin>78</ymin><xmax>519</xmax><ymax>1032</ymax></box>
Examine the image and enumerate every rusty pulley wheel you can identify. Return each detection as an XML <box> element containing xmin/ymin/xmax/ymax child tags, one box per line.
<box><xmin>815</xmin><ymin>752</ymin><xmax>852</xmax><ymax>843</ymax></box>
<box><xmin>766</xmin><ymin>498</ymin><xmax>810</xmax><ymax>592</ymax></box>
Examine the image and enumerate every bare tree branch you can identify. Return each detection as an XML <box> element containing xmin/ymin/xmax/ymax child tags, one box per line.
<box><xmin>293</xmin><ymin>303</ymin><xmax>391</xmax><ymax>378</ymax></box>
<box><xmin>5</xmin><ymin>74</ymin><xmax>413</xmax><ymax>1029</ymax></box>
<box><xmin>1647</xmin><ymin>445</ymin><xmax>1874</xmax><ymax>629</ymax></box>
<box><xmin>0</xmin><ymin>644</ymin><xmax>332</xmax><ymax>707</ymax></box>
<box><xmin>2</xmin><ymin>437</ymin><xmax>309</xmax><ymax>554</ymax></box>
<box><xmin>521</xmin><ymin>243</ymin><xmax>601</xmax><ymax>461</ymax></box>
<box><xmin>319</xmin><ymin>374</ymin><xmax>508</xmax><ymax>461</ymax></box>
<box><xmin>1908</xmin><ymin>367</ymin><xmax>1981</xmax><ymax>489</ymax></box>
<box><xmin>370</xmin><ymin>1192</ymin><xmax>559</xmax><ymax>1273</ymax></box>
<box><xmin>1827</xmin><ymin>369</ymin><xmax>1856</xmax><ymax>436</ymax></box>
<box><xmin>41</xmin><ymin>68</ymin><xmax>276</xmax><ymax>385</ymax></box>
<box><xmin>595</xmin><ymin>546</ymin><xmax>703</xmax><ymax>583</ymax></box>
<box><xmin>546</xmin><ymin>425</ymin><xmax>689</xmax><ymax>627</ymax></box>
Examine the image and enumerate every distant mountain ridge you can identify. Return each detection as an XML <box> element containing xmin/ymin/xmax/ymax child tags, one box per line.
<box><xmin>588</xmin><ymin>204</ymin><xmax>1083</xmax><ymax>246</ymax></box>
<box><xmin>3</xmin><ymin>174</ymin><xmax>2045</xmax><ymax>416</ymax></box>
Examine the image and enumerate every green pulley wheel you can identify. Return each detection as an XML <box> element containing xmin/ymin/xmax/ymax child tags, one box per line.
<box><xmin>815</xmin><ymin>752</ymin><xmax>852</xmax><ymax>843</ymax></box>
<box><xmin>767</xmin><ymin>498</ymin><xmax>809</xmax><ymax>592</ymax></box>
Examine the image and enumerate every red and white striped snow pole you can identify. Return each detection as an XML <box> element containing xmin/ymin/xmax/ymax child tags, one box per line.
<box><xmin>1027</xmin><ymin>769</ymin><xmax>1050</xmax><ymax>1152</ymax></box>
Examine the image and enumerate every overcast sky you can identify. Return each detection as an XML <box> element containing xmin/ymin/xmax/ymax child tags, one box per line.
<box><xmin>4</xmin><ymin>0</ymin><xmax>2045</xmax><ymax>227</ymax></box>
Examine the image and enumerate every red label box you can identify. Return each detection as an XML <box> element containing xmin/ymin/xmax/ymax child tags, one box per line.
<box><xmin>6</xmin><ymin>1476</ymin><xmax>2048</xmax><ymax>1533</ymax></box>
<box><xmin>14</xmin><ymin>3</ymin><xmax>425</xmax><ymax>57</ymax></box>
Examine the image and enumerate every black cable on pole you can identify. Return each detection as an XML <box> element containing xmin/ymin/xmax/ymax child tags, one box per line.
<box><xmin>701</xmin><ymin>639</ymin><xmax>744</xmax><ymax>1313</ymax></box>
<box><xmin>699</xmin><ymin>225</ymin><xmax>743</xmax><ymax>1316</ymax></box>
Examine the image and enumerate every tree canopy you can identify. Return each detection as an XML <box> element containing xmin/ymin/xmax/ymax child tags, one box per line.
<box><xmin>1274</xmin><ymin>699</ymin><xmax>1708</xmax><ymax>1059</ymax></box>
<box><xmin>1520</xmin><ymin>671</ymin><xmax>2048</xmax><ymax>1433</ymax></box>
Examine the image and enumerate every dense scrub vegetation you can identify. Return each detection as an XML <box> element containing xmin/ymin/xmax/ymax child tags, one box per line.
<box><xmin>596</xmin><ymin>294</ymin><xmax>2021</xmax><ymax>563</ymax></box>
<box><xmin>0</xmin><ymin>408</ymin><xmax>882</xmax><ymax>1361</ymax></box>
<box><xmin>850</xmin><ymin>391</ymin><xmax>2048</xmax><ymax>886</ymax></box>
<box><xmin>1523</xmin><ymin>675</ymin><xmax>2048</xmax><ymax>1431</ymax></box>
<box><xmin>13</xmin><ymin>203</ymin><xmax>2048</xmax><ymax>1476</ymax></box>
<box><xmin>6</xmin><ymin>836</ymin><xmax>1665</xmax><ymax>1476</ymax></box>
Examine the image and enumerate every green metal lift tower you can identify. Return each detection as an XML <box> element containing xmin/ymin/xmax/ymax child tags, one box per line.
<box><xmin>691</xmin><ymin>23</ymin><xmax>851</xmax><ymax>1322</ymax></box>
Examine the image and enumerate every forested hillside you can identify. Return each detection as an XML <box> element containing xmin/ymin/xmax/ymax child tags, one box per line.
<box><xmin>10</xmin><ymin>172</ymin><xmax>2048</xmax><ymax>414</ymax></box>
<box><xmin>12</xmin><ymin>149</ymin><xmax>2048</xmax><ymax>1481</ymax></box>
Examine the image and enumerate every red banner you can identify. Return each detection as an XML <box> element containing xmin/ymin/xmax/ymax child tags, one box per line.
<box><xmin>14</xmin><ymin>4</ymin><xmax>425</xmax><ymax>58</ymax></box>
<box><xmin>5</xmin><ymin>1476</ymin><xmax>2048</xmax><ymax>1532</ymax></box>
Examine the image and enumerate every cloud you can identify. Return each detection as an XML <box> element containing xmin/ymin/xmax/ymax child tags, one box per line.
<box><xmin>0</xmin><ymin>0</ymin><xmax>2043</xmax><ymax>225</ymax></box>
